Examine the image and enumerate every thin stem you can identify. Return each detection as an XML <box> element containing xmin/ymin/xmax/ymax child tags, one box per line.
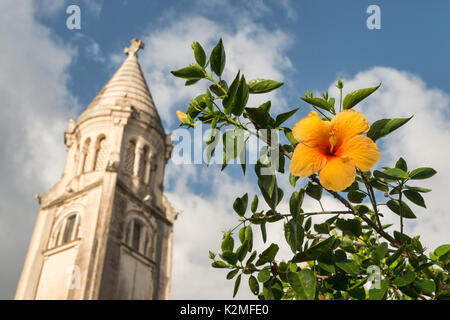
<box><xmin>245</xmin><ymin>210</ymin><xmax>353</xmax><ymax>222</ymax></box>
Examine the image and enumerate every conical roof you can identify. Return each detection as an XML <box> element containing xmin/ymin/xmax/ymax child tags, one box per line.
<box><xmin>82</xmin><ymin>39</ymin><xmax>163</xmax><ymax>132</ymax></box>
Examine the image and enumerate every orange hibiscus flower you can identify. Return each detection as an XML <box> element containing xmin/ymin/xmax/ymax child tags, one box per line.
<box><xmin>289</xmin><ymin>110</ymin><xmax>380</xmax><ymax>191</ymax></box>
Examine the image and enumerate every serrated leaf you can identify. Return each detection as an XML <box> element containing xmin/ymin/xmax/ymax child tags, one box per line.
<box><xmin>342</xmin><ymin>84</ymin><xmax>380</xmax><ymax>110</ymax></box>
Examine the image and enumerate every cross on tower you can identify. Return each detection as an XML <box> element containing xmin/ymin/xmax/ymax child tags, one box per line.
<box><xmin>124</xmin><ymin>38</ymin><xmax>144</xmax><ymax>56</ymax></box>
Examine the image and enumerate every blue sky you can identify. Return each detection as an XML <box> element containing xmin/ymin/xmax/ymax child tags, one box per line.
<box><xmin>1</xmin><ymin>0</ymin><xmax>450</xmax><ymax>300</ymax></box>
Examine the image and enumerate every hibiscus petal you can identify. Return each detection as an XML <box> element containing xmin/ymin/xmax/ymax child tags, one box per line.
<box><xmin>331</xmin><ymin>110</ymin><xmax>370</xmax><ymax>145</ymax></box>
<box><xmin>318</xmin><ymin>156</ymin><xmax>356</xmax><ymax>191</ymax></box>
<box><xmin>290</xmin><ymin>143</ymin><xmax>327</xmax><ymax>177</ymax></box>
<box><xmin>292</xmin><ymin>111</ymin><xmax>330</xmax><ymax>147</ymax></box>
<box><xmin>337</xmin><ymin>135</ymin><xmax>380</xmax><ymax>171</ymax></box>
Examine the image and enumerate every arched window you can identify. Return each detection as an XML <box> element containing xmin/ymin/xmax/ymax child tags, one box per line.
<box><xmin>124</xmin><ymin>218</ymin><xmax>152</xmax><ymax>258</ymax></box>
<box><xmin>49</xmin><ymin>213</ymin><xmax>82</xmax><ymax>249</ymax></box>
<box><xmin>138</xmin><ymin>146</ymin><xmax>149</xmax><ymax>182</ymax></box>
<box><xmin>81</xmin><ymin>138</ymin><xmax>91</xmax><ymax>173</ymax></box>
<box><xmin>124</xmin><ymin>140</ymin><xmax>136</xmax><ymax>176</ymax></box>
<box><xmin>94</xmin><ymin>136</ymin><xmax>108</xmax><ymax>171</ymax></box>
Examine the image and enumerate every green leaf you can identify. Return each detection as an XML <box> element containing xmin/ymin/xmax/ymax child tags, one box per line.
<box><xmin>342</xmin><ymin>84</ymin><xmax>381</xmax><ymax>110</ymax></box>
<box><xmin>221</xmin><ymin>234</ymin><xmax>234</xmax><ymax>252</ymax></box>
<box><xmin>221</xmin><ymin>251</ymin><xmax>238</xmax><ymax>265</ymax></box>
<box><xmin>245</xmin><ymin>101</ymin><xmax>275</xmax><ymax>129</ymax></box>
<box><xmin>367</xmin><ymin>116</ymin><xmax>413</xmax><ymax>142</ymax></box>
<box><xmin>314</xmin><ymin>222</ymin><xmax>331</xmax><ymax>234</ymax></box>
<box><xmin>233</xmin><ymin>274</ymin><xmax>241</xmax><ymax>298</ymax></box>
<box><xmin>249</xmin><ymin>276</ymin><xmax>259</xmax><ymax>295</ymax></box>
<box><xmin>185</xmin><ymin>79</ymin><xmax>200</xmax><ymax>86</ymax></box>
<box><xmin>289</xmin><ymin>191</ymin><xmax>302</xmax><ymax>215</ymax></box>
<box><xmin>336</xmin><ymin>219</ymin><xmax>362</xmax><ymax>237</ymax></box>
<box><xmin>318</xmin><ymin>261</ymin><xmax>335</xmax><ymax>274</ymax></box>
<box><xmin>414</xmin><ymin>279</ymin><xmax>436</xmax><ymax>295</ymax></box>
<box><xmin>289</xmin><ymin>173</ymin><xmax>299</xmax><ymax>188</ymax></box>
<box><xmin>236</xmin><ymin>241</ymin><xmax>249</xmax><ymax>262</ymax></box>
<box><xmin>248</xmin><ymin>78</ymin><xmax>284</xmax><ymax>94</ymax></box>
<box><xmin>208</xmin><ymin>251</ymin><xmax>216</xmax><ymax>260</ymax></box>
<box><xmin>227</xmin><ymin>269</ymin><xmax>239</xmax><ymax>280</ymax></box>
<box><xmin>375</xmin><ymin>168</ymin><xmax>408</xmax><ymax>180</ymax></box>
<box><xmin>368</xmin><ymin>279</ymin><xmax>389</xmax><ymax>300</ymax></box>
<box><xmin>335</xmin><ymin>260</ymin><xmax>360</xmax><ymax>275</ymax></box>
<box><xmin>386</xmin><ymin>244</ymin><xmax>406</xmax><ymax>265</ymax></box>
<box><xmin>209</xmin><ymin>80</ymin><xmax>228</xmax><ymax>96</ymax></box>
<box><xmin>210</xmin><ymin>38</ymin><xmax>226</xmax><ymax>77</ymax></box>
<box><xmin>257</xmin><ymin>268</ymin><xmax>271</xmax><ymax>283</ymax></box>
<box><xmin>348</xmin><ymin>190</ymin><xmax>367</xmax><ymax>204</ymax></box>
<box><xmin>212</xmin><ymin>261</ymin><xmax>228</xmax><ymax>268</ymax></box>
<box><xmin>246</xmin><ymin>250</ymin><xmax>257</xmax><ymax>265</ymax></box>
<box><xmin>251</xmin><ymin>195</ymin><xmax>258</xmax><ymax>213</ymax></box>
<box><xmin>233</xmin><ymin>196</ymin><xmax>247</xmax><ymax>217</ymax></box>
<box><xmin>288</xmin><ymin>270</ymin><xmax>316</xmax><ymax>300</ymax></box>
<box><xmin>171</xmin><ymin>64</ymin><xmax>205</xmax><ymax>80</ymax></box>
<box><xmin>373</xmin><ymin>242</ymin><xmax>389</xmax><ymax>263</ymax></box>
<box><xmin>403</xmin><ymin>190</ymin><xmax>426</xmax><ymax>208</ymax></box>
<box><xmin>256</xmin><ymin>244</ymin><xmax>279</xmax><ymax>266</ymax></box>
<box><xmin>274</xmin><ymin>108</ymin><xmax>299</xmax><ymax>127</ymax></box>
<box><xmin>393</xmin><ymin>270</ymin><xmax>415</xmax><ymax>287</ymax></box>
<box><xmin>409</xmin><ymin>167</ymin><xmax>437</xmax><ymax>180</ymax></box>
<box><xmin>306</xmin><ymin>183</ymin><xmax>322</xmax><ymax>201</ymax></box>
<box><xmin>239</xmin><ymin>227</ymin><xmax>246</xmax><ymax>243</ymax></box>
<box><xmin>395</xmin><ymin>157</ymin><xmax>408</xmax><ymax>172</ymax></box>
<box><xmin>300</xmin><ymin>97</ymin><xmax>332</xmax><ymax>112</ymax></box>
<box><xmin>284</xmin><ymin>219</ymin><xmax>298</xmax><ymax>253</ymax></box>
<box><xmin>434</xmin><ymin>244</ymin><xmax>450</xmax><ymax>257</ymax></box>
<box><xmin>231</xmin><ymin>75</ymin><xmax>249</xmax><ymax>116</ymax></box>
<box><xmin>293</xmin><ymin>236</ymin><xmax>335</xmax><ymax>263</ymax></box>
<box><xmin>223</xmin><ymin>71</ymin><xmax>240</xmax><ymax>114</ymax></box>
<box><xmin>245</xmin><ymin>226</ymin><xmax>253</xmax><ymax>252</ymax></box>
<box><xmin>405</xmin><ymin>186</ymin><xmax>432</xmax><ymax>193</ymax></box>
<box><xmin>386</xmin><ymin>199</ymin><xmax>416</xmax><ymax>219</ymax></box>
<box><xmin>191</xmin><ymin>41</ymin><xmax>206</xmax><ymax>67</ymax></box>
<box><xmin>260</xmin><ymin>223</ymin><xmax>267</xmax><ymax>243</ymax></box>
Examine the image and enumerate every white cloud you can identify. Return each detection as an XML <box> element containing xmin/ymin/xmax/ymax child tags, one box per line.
<box><xmin>327</xmin><ymin>67</ymin><xmax>450</xmax><ymax>252</ymax></box>
<box><xmin>137</xmin><ymin>15</ymin><xmax>293</xmax><ymax>127</ymax></box>
<box><xmin>0</xmin><ymin>0</ymin><xmax>76</xmax><ymax>298</ymax></box>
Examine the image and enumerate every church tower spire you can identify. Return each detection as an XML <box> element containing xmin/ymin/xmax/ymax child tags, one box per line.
<box><xmin>15</xmin><ymin>39</ymin><xmax>176</xmax><ymax>300</ymax></box>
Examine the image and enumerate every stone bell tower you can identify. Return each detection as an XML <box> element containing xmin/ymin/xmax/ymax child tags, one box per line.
<box><xmin>15</xmin><ymin>39</ymin><xmax>176</xmax><ymax>300</ymax></box>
